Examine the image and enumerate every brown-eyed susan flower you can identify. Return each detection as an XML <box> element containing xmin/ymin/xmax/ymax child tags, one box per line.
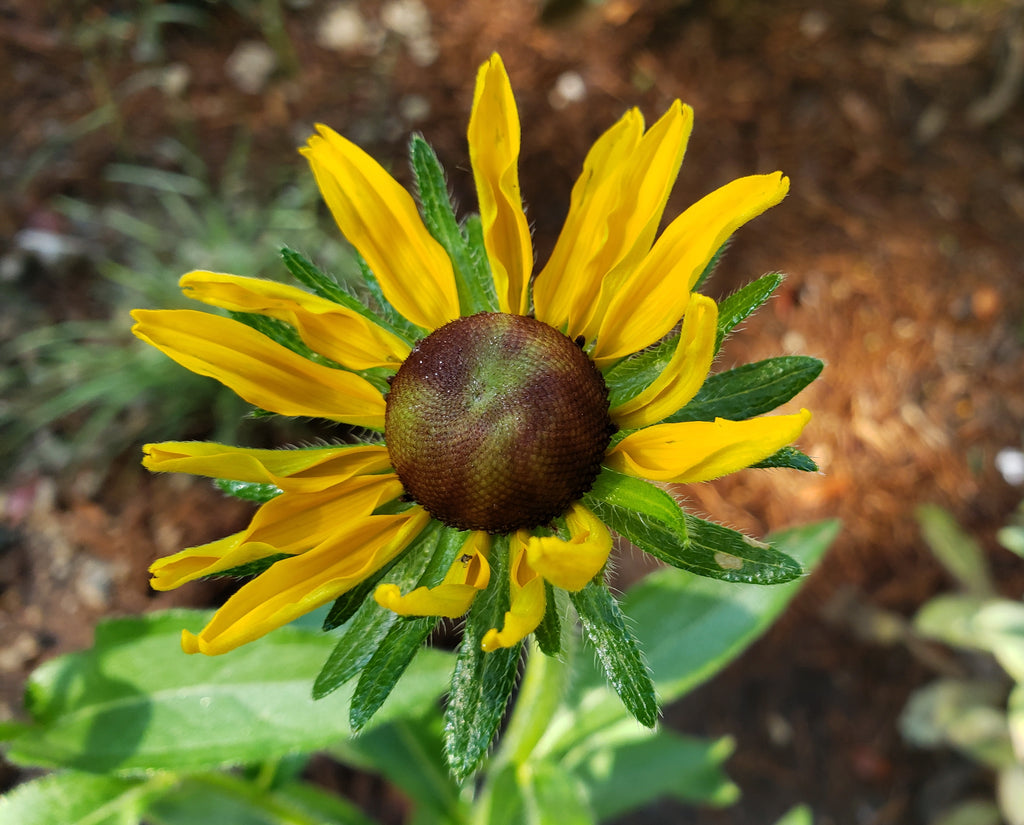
<box><xmin>132</xmin><ymin>54</ymin><xmax>811</xmax><ymax>672</ymax></box>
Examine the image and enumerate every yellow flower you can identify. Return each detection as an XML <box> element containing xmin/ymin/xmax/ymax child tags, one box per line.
<box><xmin>133</xmin><ymin>53</ymin><xmax>809</xmax><ymax>657</ymax></box>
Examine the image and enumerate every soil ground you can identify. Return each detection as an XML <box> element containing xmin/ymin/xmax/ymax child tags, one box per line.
<box><xmin>2</xmin><ymin>1</ymin><xmax>1024</xmax><ymax>823</ymax></box>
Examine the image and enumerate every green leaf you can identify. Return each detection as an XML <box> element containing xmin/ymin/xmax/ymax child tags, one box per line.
<box><xmin>585</xmin><ymin>470</ymin><xmax>802</xmax><ymax>584</ymax></box>
<box><xmin>715</xmin><ymin>272</ymin><xmax>784</xmax><ymax>352</ymax></box>
<box><xmin>603</xmin><ymin>334</ymin><xmax>677</xmax><ymax>409</ymax></box>
<box><xmin>144</xmin><ymin>774</ymin><xmax>378</xmax><ymax>825</ymax></box>
<box><xmin>321</xmin><ymin>560</ymin><xmax>397</xmax><ymax>631</ymax></box>
<box><xmin>916</xmin><ymin>503</ymin><xmax>994</xmax><ymax>596</ymax></box>
<box><xmin>899</xmin><ymin>678</ymin><xmax>1015</xmax><ymax>769</ymax></box>
<box><xmin>752</xmin><ymin>446</ymin><xmax>818</xmax><ymax>472</ymax></box>
<box><xmin>350</xmin><ymin>617</ymin><xmax>437</xmax><ymax>732</ymax></box>
<box><xmin>773</xmin><ymin>805</ymin><xmax>815</xmax><ymax>825</ymax></box>
<box><xmin>533</xmin><ymin>582</ymin><xmax>562</xmax><ymax>657</ymax></box>
<box><xmin>213</xmin><ymin>478</ymin><xmax>281</xmax><ymax>503</ymax></box>
<box><xmin>693</xmin><ymin>239</ymin><xmax>730</xmax><ymax>291</ymax></box>
<box><xmin>331</xmin><ymin>717</ymin><xmax>463</xmax><ymax>824</ymax></box>
<box><xmin>668</xmin><ymin>356</ymin><xmax>822</xmax><ymax>423</ymax></box>
<box><xmin>8</xmin><ymin>610</ymin><xmax>451</xmax><ymax>773</ymax></box>
<box><xmin>543</xmin><ymin>520</ymin><xmax>837</xmax><ymax>756</ymax></box>
<box><xmin>569</xmin><ymin>727</ymin><xmax>739</xmax><ymax>818</ymax></box>
<box><xmin>280</xmin><ymin>246</ymin><xmax>415</xmax><ymax>345</ymax></box>
<box><xmin>444</xmin><ymin>534</ymin><xmax>522</xmax><ymax>780</ymax></box>
<box><xmin>409</xmin><ymin>135</ymin><xmax>496</xmax><ymax>315</ymax></box>
<box><xmin>519</xmin><ymin>761</ymin><xmax>594</xmax><ymax>825</ymax></box>
<box><xmin>570</xmin><ymin>582</ymin><xmax>658</xmax><ymax>728</ymax></box>
<box><xmin>0</xmin><ymin>772</ymin><xmax>162</xmax><ymax>825</ymax></box>
<box><xmin>314</xmin><ymin>522</ymin><xmax>446</xmax><ymax>698</ymax></box>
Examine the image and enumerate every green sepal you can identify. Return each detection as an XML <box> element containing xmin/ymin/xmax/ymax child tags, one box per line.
<box><xmin>752</xmin><ymin>446</ymin><xmax>818</xmax><ymax>472</ymax></box>
<box><xmin>693</xmin><ymin>238</ymin><xmax>731</xmax><ymax>291</ymax></box>
<box><xmin>228</xmin><ymin>308</ymin><xmax>393</xmax><ymax>395</ymax></box>
<box><xmin>603</xmin><ymin>333</ymin><xmax>678</xmax><ymax>409</ymax></box>
<box><xmin>280</xmin><ymin>246</ymin><xmax>418</xmax><ymax>345</ymax></box>
<box><xmin>349</xmin><ymin>616</ymin><xmax>438</xmax><ymax>732</ymax></box>
<box><xmin>321</xmin><ymin>560</ymin><xmax>397</xmax><ymax>631</ymax></box>
<box><xmin>715</xmin><ymin>271</ymin><xmax>784</xmax><ymax>352</ymax></box>
<box><xmin>200</xmin><ymin>553</ymin><xmax>290</xmax><ymax>581</ymax></box>
<box><xmin>534</xmin><ymin>581</ymin><xmax>562</xmax><ymax>657</ymax></box>
<box><xmin>569</xmin><ymin>581</ymin><xmax>658</xmax><ymax>728</ymax></box>
<box><xmin>444</xmin><ymin>534</ymin><xmax>522</xmax><ymax>780</ymax></box>
<box><xmin>585</xmin><ymin>469</ymin><xmax>802</xmax><ymax>584</ymax></box>
<box><xmin>409</xmin><ymin>134</ymin><xmax>496</xmax><ymax>315</ymax></box>
<box><xmin>313</xmin><ymin>523</ymin><xmax>443</xmax><ymax>699</ymax></box>
<box><xmin>667</xmin><ymin>356</ymin><xmax>822</xmax><ymax>423</ymax></box>
<box><xmin>213</xmin><ymin>478</ymin><xmax>281</xmax><ymax>503</ymax></box>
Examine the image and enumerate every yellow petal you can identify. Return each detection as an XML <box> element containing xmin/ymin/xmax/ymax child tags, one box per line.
<box><xmin>142</xmin><ymin>442</ymin><xmax>391</xmax><ymax>493</ymax></box>
<box><xmin>605</xmin><ymin>409</ymin><xmax>812</xmax><ymax>483</ymax></box>
<box><xmin>180</xmin><ymin>271</ymin><xmax>410</xmax><ymax>370</ymax></box>
<box><xmin>609</xmin><ymin>294</ymin><xmax>718</xmax><ymax>430</ymax></box>
<box><xmin>533</xmin><ymin>108</ymin><xmax>644</xmax><ymax>333</ymax></box>
<box><xmin>375</xmin><ymin>532</ymin><xmax>491</xmax><ymax>618</ymax></box>
<box><xmin>149</xmin><ymin>473</ymin><xmax>405</xmax><ymax>590</ymax></box>
<box><xmin>524</xmin><ymin>503</ymin><xmax>612</xmax><ymax>591</ymax></box>
<box><xmin>132</xmin><ymin>309</ymin><xmax>386</xmax><ymax>429</ymax></box>
<box><xmin>468</xmin><ymin>54</ymin><xmax>533</xmax><ymax>316</ymax></box>
<box><xmin>534</xmin><ymin>103</ymin><xmax>693</xmax><ymax>340</ymax></box>
<box><xmin>481</xmin><ymin>532</ymin><xmax>546</xmax><ymax>652</ymax></box>
<box><xmin>182</xmin><ymin>506</ymin><xmax>432</xmax><ymax>655</ymax></box>
<box><xmin>302</xmin><ymin>126</ymin><xmax>459</xmax><ymax>331</ymax></box>
<box><xmin>149</xmin><ymin>532</ymin><xmax>278</xmax><ymax>591</ymax></box>
<box><xmin>592</xmin><ymin>173</ymin><xmax>789</xmax><ymax>363</ymax></box>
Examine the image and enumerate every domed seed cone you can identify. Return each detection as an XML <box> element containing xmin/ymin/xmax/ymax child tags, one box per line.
<box><xmin>386</xmin><ymin>312</ymin><xmax>612</xmax><ymax>533</ymax></box>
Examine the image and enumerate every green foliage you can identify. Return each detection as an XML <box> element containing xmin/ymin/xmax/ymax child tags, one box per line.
<box><xmin>586</xmin><ymin>469</ymin><xmax>804</xmax><ymax>584</ymax></box>
<box><xmin>1</xmin><ymin>144</ymin><xmax>351</xmax><ymax>474</ymax></box>
<box><xmin>715</xmin><ymin>271</ymin><xmax>784</xmax><ymax>352</ymax></box>
<box><xmin>900</xmin><ymin>503</ymin><xmax>1024</xmax><ymax>825</ymax></box>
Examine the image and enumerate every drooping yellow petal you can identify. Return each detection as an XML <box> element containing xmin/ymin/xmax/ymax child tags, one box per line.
<box><xmin>302</xmin><ymin>125</ymin><xmax>459</xmax><ymax>331</ymax></box>
<box><xmin>481</xmin><ymin>531</ymin><xmax>546</xmax><ymax>652</ymax></box>
<box><xmin>525</xmin><ymin>503</ymin><xmax>612</xmax><ymax>592</ymax></box>
<box><xmin>609</xmin><ymin>294</ymin><xmax>718</xmax><ymax>430</ymax></box>
<box><xmin>143</xmin><ymin>442</ymin><xmax>391</xmax><ymax>493</ymax></box>
<box><xmin>592</xmin><ymin>173</ymin><xmax>790</xmax><ymax>363</ymax></box>
<box><xmin>180</xmin><ymin>271</ymin><xmax>410</xmax><ymax>370</ymax></box>
<box><xmin>131</xmin><ymin>309</ymin><xmax>386</xmax><ymax>429</ymax></box>
<box><xmin>532</xmin><ymin>108</ymin><xmax>644</xmax><ymax>333</ymax></box>
<box><xmin>182</xmin><ymin>506</ymin><xmax>432</xmax><ymax>655</ymax></box>
<box><xmin>149</xmin><ymin>473</ymin><xmax>404</xmax><ymax>590</ymax></box>
<box><xmin>606</xmin><ymin>409</ymin><xmax>812</xmax><ymax>483</ymax></box>
<box><xmin>375</xmin><ymin>531</ymin><xmax>491</xmax><ymax>618</ymax></box>
<box><xmin>468</xmin><ymin>53</ymin><xmax>533</xmax><ymax>316</ymax></box>
<box><xmin>149</xmin><ymin>531</ymin><xmax>275</xmax><ymax>592</ymax></box>
<box><xmin>534</xmin><ymin>103</ymin><xmax>693</xmax><ymax>341</ymax></box>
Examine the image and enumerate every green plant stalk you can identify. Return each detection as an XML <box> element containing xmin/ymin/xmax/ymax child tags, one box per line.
<box><xmin>469</xmin><ymin>631</ymin><xmax>575</xmax><ymax>822</ymax></box>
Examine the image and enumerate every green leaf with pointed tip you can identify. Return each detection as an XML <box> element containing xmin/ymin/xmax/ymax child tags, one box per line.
<box><xmin>570</xmin><ymin>582</ymin><xmax>657</xmax><ymax>728</ymax></box>
<box><xmin>350</xmin><ymin>616</ymin><xmax>437</xmax><ymax>732</ymax></box>
<box><xmin>213</xmin><ymin>478</ymin><xmax>281</xmax><ymax>503</ymax></box>
<box><xmin>693</xmin><ymin>239</ymin><xmax>731</xmax><ymax>291</ymax></box>
<box><xmin>444</xmin><ymin>534</ymin><xmax>522</xmax><ymax>780</ymax></box>
<box><xmin>916</xmin><ymin>503</ymin><xmax>994</xmax><ymax>597</ymax></box>
<box><xmin>280</xmin><ymin>246</ymin><xmax>416</xmax><ymax>344</ymax></box>
<box><xmin>585</xmin><ymin>469</ymin><xmax>801</xmax><ymax>584</ymax></box>
<box><xmin>314</xmin><ymin>523</ymin><xmax>443</xmax><ymax>699</ymax></box>
<box><xmin>603</xmin><ymin>334</ymin><xmax>678</xmax><ymax>409</ymax></box>
<box><xmin>715</xmin><ymin>272</ymin><xmax>784</xmax><ymax>352</ymax></box>
<box><xmin>0</xmin><ymin>772</ymin><xmax>158</xmax><ymax>825</ymax></box>
<box><xmin>752</xmin><ymin>446</ymin><xmax>818</xmax><ymax>472</ymax></box>
<box><xmin>668</xmin><ymin>356</ymin><xmax>822</xmax><ymax>423</ymax></box>
<box><xmin>410</xmin><ymin>135</ymin><xmax>496</xmax><ymax>315</ymax></box>
<box><xmin>201</xmin><ymin>552</ymin><xmax>290</xmax><ymax>581</ymax></box>
<box><xmin>534</xmin><ymin>581</ymin><xmax>563</xmax><ymax>657</ymax></box>
<box><xmin>8</xmin><ymin>610</ymin><xmax>451</xmax><ymax>773</ymax></box>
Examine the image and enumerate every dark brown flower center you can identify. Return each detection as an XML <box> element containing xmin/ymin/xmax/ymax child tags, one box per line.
<box><xmin>385</xmin><ymin>312</ymin><xmax>612</xmax><ymax>533</ymax></box>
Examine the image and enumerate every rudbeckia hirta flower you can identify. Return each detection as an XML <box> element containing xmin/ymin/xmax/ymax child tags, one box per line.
<box><xmin>133</xmin><ymin>54</ymin><xmax>818</xmax><ymax>765</ymax></box>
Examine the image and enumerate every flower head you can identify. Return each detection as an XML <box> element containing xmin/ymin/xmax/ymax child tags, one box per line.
<box><xmin>133</xmin><ymin>54</ymin><xmax>815</xmax><ymax>750</ymax></box>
